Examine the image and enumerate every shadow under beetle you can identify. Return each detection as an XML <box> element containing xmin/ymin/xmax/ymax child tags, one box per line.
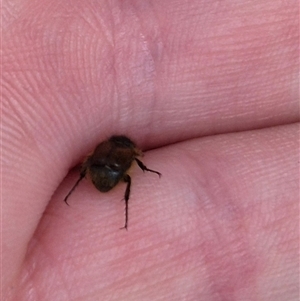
<box><xmin>64</xmin><ymin>135</ymin><xmax>161</xmax><ymax>230</ymax></box>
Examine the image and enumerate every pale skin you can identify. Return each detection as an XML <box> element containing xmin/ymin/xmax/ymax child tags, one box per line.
<box><xmin>2</xmin><ymin>0</ymin><xmax>299</xmax><ymax>300</ymax></box>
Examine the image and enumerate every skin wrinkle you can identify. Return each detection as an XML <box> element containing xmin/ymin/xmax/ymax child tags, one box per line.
<box><xmin>105</xmin><ymin>4</ymin><xmax>163</xmax><ymax>137</ymax></box>
<box><xmin>197</xmin><ymin>183</ymin><xmax>259</xmax><ymax>298</ymax></box>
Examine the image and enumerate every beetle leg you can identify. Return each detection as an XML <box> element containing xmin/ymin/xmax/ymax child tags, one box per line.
<box><xmin>64</xmin><ymin>170</ymin><xmax>86</xmax><ymax>205</ymax></box>
<box><xmin>135</xmin><ymin>158</ymin><xmax>161</xmax><ymax>177</ymax></box>
<box><xmin>121</xmin><ymin>174</ymin><xmax>131</xmax><ymax>230</ymax></box>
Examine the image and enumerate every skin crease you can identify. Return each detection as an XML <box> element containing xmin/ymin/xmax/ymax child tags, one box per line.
<box><xmin>2</xmin><ymin>0</ymin><xmax>299</xmax><ymax>300</ymax></box>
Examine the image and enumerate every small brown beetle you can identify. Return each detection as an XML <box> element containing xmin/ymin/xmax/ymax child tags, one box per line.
<box><xmin>64</xmin><ymin>135</ymin><xmax>161</xmax><ymax>229</ymax></box>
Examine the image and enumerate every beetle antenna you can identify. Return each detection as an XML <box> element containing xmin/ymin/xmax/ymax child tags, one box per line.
<box><xmin>64</xmin><ymin>174</ymin><xmax>85</xmax><ymax>205</ymax></box>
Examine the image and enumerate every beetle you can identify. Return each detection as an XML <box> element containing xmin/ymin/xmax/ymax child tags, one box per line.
<box><xmin>64</xmin><ymin>135</ymin><xmax>161</xmax><ymax>229</ymax></box>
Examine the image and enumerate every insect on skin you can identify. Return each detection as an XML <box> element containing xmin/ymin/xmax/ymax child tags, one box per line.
<box><xmin>64</xmin><ymin>135</ymin><xmax>161</xmax><ymax>230</ymax></box>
